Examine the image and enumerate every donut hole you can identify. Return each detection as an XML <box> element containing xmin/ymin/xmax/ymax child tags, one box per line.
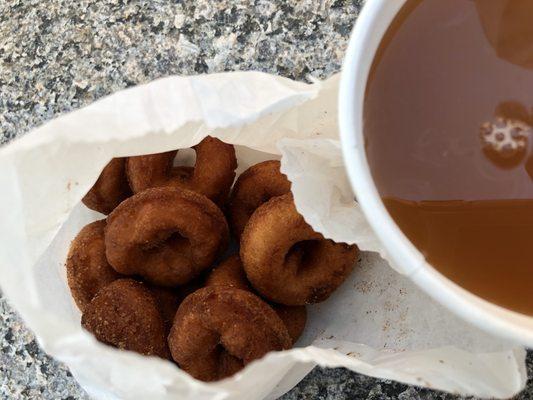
<box><xmin>171</xmin><ymin>167</ymin><xmax>193</xmax><ymax>180</ymax></box>
<box><xmin>285</xmin><ymin>240</ymin><xmax>321</xmax><ymax>274</ymax></box>
<box><xmin>140</xmin><ymin>230</ymin><xmax>190</xmax><ymax>253</ymax></box>
<box><xmin>259</xmin><ymin>192</ymin><xmax>274</xmax><ymax>205</ymax></box>
<box><xmin>170</xmin><ymin>148</ymin><xmax>196</xmax><ymax>182</ymax></box>
<box><xmin>215</xmin><ymin>345</ymin><xmax>244</xmax><ymax>377</ymax></box>
<box><xmin>173</xmin><ymin>147</ymin><xmax>197</xmax><ymax>168</ymax></box>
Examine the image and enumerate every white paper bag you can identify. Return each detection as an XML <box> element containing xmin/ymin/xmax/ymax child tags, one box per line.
<box><xmin>0</xmin><ymin>71</ymin><xmax>526</xmax><ymax>400</ymax></box>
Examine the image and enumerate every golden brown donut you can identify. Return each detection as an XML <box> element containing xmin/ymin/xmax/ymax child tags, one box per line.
<box><xmin>205</xmin><ymin>255</ymin><xmax>306</xmax><ymax>344</ymax></box>
<box><xmin>66</xmin><ymin>220</ymin><xmax>122</xmax><ymax>312</ymax></box>
<box><xmin>228</xmin><ymin>160</ymin><xmax>291</xmax><ymax>238</ymax></box>
<box><xmin>82</xmin><ymin>158</ymin><xmax>131</xmax><ymax>215</ymax></box>
<box><xmin>168</xmin><ymin>286</ymin><xmax>291</xmax><ymax>381</ymax></box>
<box><xmin>126</xmin><ymin>136</ymin><xmax>237</xmax><ymax>205</ymax></box>
<box><xmin>241</xmin><ymin>193</ymin><xmax>358</xmax><ymax>305</ymax></box>
<box><xmin>82</xmin><ymin>279</ymin><xmax>170</xmax><ymax>359</ymax></box>
<box><xmin>105</xmin><ymin>187</ymin><xmax>229</xmax><ymax>287</ymax></box>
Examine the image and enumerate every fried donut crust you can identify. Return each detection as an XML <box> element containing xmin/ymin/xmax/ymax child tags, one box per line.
<box><xmin>240</xmin><ymin>193</ymin><xmax>358</xmax><ymax>305</ymax></box>
<box><xmin>205</xmin><ymin>255</ymin><xmax>306</xmax><ymax>344</ymax></box>
<box><xmin>228</xmin><ymin>160</ymin><xmax>291</xmax><ymax>238</ymax></box>
<box><xmin>82</xmin><ymin>158</ymin><xmax>131</xmax><ymax>215</ymax></box>
<box><xmin>105</xmin><ymin>187</ymin><xmax>229</xmax><ymax>287</ymax></box>
<box><xmin>66</xmin><ymin>220</ymin><xmax>121</xmax><ymax>312</ymax></box>
<box><xmin>126</xmin><ymin>136</ymin><xmax>237</xmax><ymax>205</ymax></box>
<box><xmin>82</xmin><ymin>279</ymin><xmax>170</xmax><ymax>359</ymax></box>
<box><xmin>168</xmin><ymin>286</ymin><xmax>291</xmax><ymax>382</ymax></box>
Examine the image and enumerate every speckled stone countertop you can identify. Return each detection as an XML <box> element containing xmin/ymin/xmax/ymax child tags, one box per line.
<box><xmin>0</xmin><ymin>1</ymin><xmax>531</xmax><ymax>399</ymax></box>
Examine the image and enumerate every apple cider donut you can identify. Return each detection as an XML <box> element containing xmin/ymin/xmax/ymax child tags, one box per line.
<box><xmin>241</xmin><ymin>194</ymin><xmax>358</xmax><ymax>305</ymax></box>
<box><xmin>66</xmin><ymin>220</ymin><xmax>121</xmax><ymax>312</ymax></box>
<box><xmin>82</xmin><ymin>158</ymin><xmax>131</xmax><ymax>215</ymax></box>
<box><xmin>228</xmin><ymin>160</ymin><xmax>291</xmax><ymax>238</ymax></box>
<box><xmin>82</xmin><ymin>279</ymin><xmax>170</xmax><ymax>359</ymax></box>
<box><xmin>205</xmin><ymin>255</ymin><xmax>306</xmax><ymax>344</ymax></box>
<box><xmin>105</xmin><ymin>187</ymin><xmax>229</xmax><ymax>287</ymax></box>
<box><xmin>168</xmin><ymin>286</ymin><xmax>291</xmax><ymax>381</ymax></box>
<box><xmin>126</xmin><ymin>136</ymin><xmax>237</xmax><ymax>205</ymax></box>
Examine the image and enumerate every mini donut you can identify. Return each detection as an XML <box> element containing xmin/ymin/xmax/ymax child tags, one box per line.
<box><xmin>205</xmin><ymin>255</ymin><xmax>306</xmax><ymax>344</ymax></box>
<box><xmin>228</xmin><ymin>160</ymin><xmax>291</xmax><ymax>238</ymax></box>
<box><xmin>168</xmin><ymin>286</ymin><xmax>291</xmax><ymax>381</ymax></box>
<box><xmin>241</xmin><ymin>193</ymin><xmax>358</xmax><ymax>305</ymax></box>
<box><xmin>105</xmin><ymin>186</ymin><xmax>228</xmax><ymax>286</ymax></box>
<box><xmin>105</xmin><ymin>187</ymin><xmax>229</xmax><ymax>287</ymax></box>
<box><xmin>82</xmin><ymin>158</ymin><xmax>131</xmax><ymax>215</ymax></box>
<box><xmin>82</xmin><ymin>279</ymin><xmax>170</xmax><ymax>359</ymax></box>
<box><xmin>66</xmin><ymin>220</ymin><xmax>121</xmax><ymax>312</ymax></box>
<box><xmin>126</xmin><ymin>136</ymin><xmax>237</xmax><ymax>205</ymax></box>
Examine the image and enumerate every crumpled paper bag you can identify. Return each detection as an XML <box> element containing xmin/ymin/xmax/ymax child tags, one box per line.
<box><xmin>0</xmin><ymin>71</ymin><xmax>527</xmax><ymax>400</ymax></box>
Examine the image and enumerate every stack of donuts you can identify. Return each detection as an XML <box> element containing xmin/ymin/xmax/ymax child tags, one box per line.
<box><xmin>67</xmin><ymin>136</ymin><xmax>359</xmax><ymax>382</ymax></box>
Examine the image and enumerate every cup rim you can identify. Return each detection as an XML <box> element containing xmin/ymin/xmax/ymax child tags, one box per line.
<box><xmin>338</xmin><ymin>0</ymin><xmax>533</xmax><ymax>347</ymax></box>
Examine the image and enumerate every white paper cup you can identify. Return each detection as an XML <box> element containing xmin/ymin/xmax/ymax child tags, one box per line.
<box><xmin>339</xmin><ymin>0</ymin><xmax>533</xmax><ymax>347</ymax></box>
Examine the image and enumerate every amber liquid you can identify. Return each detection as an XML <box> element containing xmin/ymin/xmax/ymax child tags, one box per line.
<box><xmin>364</xmin><ymin>0</ymin><xmax>533</xmax><ymax>315</ymax></box>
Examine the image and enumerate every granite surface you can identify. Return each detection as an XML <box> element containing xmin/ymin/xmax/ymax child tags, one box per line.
<box><xmin>0</xmin><ymin>0</ymin><xmax>531</xmax><ymax>399</ymax></box>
